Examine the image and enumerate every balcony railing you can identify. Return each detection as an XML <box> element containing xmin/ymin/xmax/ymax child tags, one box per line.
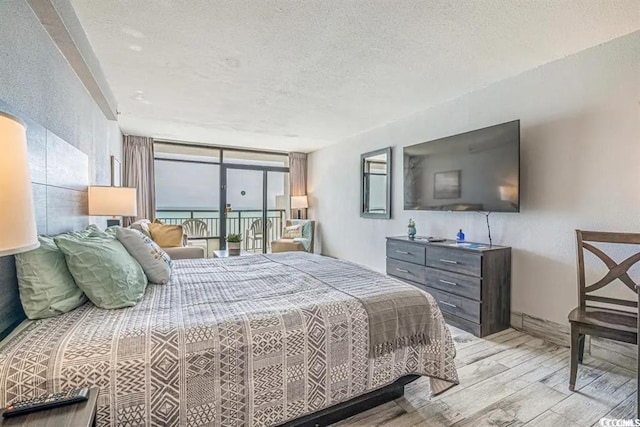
<box><xmin>156</xmin><ymin>209</ymin><xmax>287</xmax><ymax>249</ymax></box>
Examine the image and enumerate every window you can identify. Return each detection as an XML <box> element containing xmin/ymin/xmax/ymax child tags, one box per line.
<box><xmin>153</xmin><ymin>141</ymin><xmax>290</xmax><ymax>254</ymax></box>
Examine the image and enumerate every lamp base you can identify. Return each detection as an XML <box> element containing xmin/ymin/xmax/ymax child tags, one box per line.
<box><xmin>107</xmin><ymin>219</ymin><xmax>121</xmax><ymax>227</ymax></box>
<box><xmin>297</xmin><ymin>210</ymin><xmax>302</xmax><ymax>220</ymax></box>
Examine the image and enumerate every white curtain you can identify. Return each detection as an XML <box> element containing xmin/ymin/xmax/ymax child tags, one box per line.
<box><xmin>122</xmin><ymin>135</ymin><xmax>155</xmax><ymax>226</ymax></box>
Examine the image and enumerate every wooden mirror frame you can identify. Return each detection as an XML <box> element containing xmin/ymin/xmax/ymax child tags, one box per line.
<box><xmin>360</xmin><ymin>147</ymin><xmax>392</xmax><ymax>219</ymax></box>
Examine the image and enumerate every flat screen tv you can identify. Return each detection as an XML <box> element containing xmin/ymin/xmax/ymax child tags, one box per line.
<box><xmin>404</xmin><ymin>120</ymin><xmax>520</xmax><ymax>213</ymax></box>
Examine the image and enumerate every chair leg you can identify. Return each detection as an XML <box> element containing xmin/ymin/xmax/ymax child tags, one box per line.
<box><xmin>578</xmin><ymin>334</ymin><xmax>585</xmax><ymax>364</ymax></box>
<box><xmin>569</xmin><ymin>325</ymin><xmax>579</xmax><ymax>391</ymax></box>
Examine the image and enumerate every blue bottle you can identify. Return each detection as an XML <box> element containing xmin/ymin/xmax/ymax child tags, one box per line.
<box><xmin>456</xmin><ymin>229</ymin><xmax>465</xmax><ymax>242</ymax></box>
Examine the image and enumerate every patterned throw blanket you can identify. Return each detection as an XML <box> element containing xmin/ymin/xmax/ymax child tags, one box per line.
<box><xmin>0</xmin><ymin>253</ymin><xmax>458</xmax><ymax>426</ymax></box>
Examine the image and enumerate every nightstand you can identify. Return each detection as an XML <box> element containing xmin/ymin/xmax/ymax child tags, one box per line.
<box><xmin>0</xmin><ymin>388</ymin><xmax>99</xmax><ymax>427</ymax></box>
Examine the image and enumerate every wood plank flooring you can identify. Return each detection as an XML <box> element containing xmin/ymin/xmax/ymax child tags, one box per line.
<box><xmin>335</xmin><ymin>327</ymin><xmax>637</xmax><ymax>426</ymax></box>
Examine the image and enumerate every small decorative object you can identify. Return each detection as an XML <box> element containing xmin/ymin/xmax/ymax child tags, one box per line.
<box><xmin>456</xmin><ymin>229</ymin><xmax>465</xmax><ymax>242</ymax></box>
<box><xmin>226</xmin><ymin>233</ymin><xmax>242</xmax><ymax>255</ymax></box>
<box><xmin>407</xmin><ymin>219</ymin><xmax>417</xmax><ymax>239</ymax></box>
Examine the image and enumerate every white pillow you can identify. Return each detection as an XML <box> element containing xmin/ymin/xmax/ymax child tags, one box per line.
<box><xmin>282</xmin><ymin>225</ymin><xmax>302</xmax><ymax>239</ymax></box>
<box><xmin>116</xmin><ymin>227</ymin><xmax>173</xmax><ymax>284</ymax></box>
<box><xmin>129</xmin><ymin>219</ymin><xmax>152</xmax><ymax>238</ymax></box>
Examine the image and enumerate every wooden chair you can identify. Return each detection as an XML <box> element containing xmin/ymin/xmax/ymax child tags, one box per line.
<box><xmin>568</xmin><ymin>230</ymin><xmax>640</xmax><ymax>391</ymax></box>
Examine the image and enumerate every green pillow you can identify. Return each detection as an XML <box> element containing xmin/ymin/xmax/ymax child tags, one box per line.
<box><xmin>82</xmin><ymin>224</ymin><xmax>117</xmax><ymax>239</ymax></box>
<box><xmin>15</xmin><ymin>236</ymin><xmax>87</xmax><ymax>320</ymax></box>
<box><xmin>54</xmin><ymin>234</ymin><xmax>148</xmax><ymax>309</ymax></box>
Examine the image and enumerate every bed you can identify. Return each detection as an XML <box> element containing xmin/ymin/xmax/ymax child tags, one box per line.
<box><xmin>0</xmin><ymin>252</ymin><xmax>458</xmax><ymax>426</ymax></box>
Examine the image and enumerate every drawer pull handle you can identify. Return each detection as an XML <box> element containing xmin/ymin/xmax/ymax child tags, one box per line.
<box><xmin>396</xmin><ymin>268</ymin><xmax>410</xmax><ymax>273</ymax></box>
<box><xmin>439</xmin><ymin>259</ymin><xmax>459</xmax><ymax>264</ymax></box>
<box><xmin>439</xmin><ymin>301</ymin><xmax>457</xmax><ymax>308</ymax></box>
<box><xmin>440</xmin><ymin>279</ymin><xmax>457</xmax><ymax>286</ymax></box>
<box><xmin>395</xmin><ymin>250</ymin><xmax>410</xmax><ymax>254</ymax></box>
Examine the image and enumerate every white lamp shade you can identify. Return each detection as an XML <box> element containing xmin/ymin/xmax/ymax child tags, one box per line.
<box><xmin>291</xmin><ymin>195</ymin><xmax>309</xmax><ymax>209</ymax></box>
<box><xmin>88</xmin><ymin>186</ymin><xmax>137</xmax><ymax>216</ymax></box>
<box><xmin>0</xmin><ymin>113</ymin><xmax>39</xmax><ymax>256</ymax></box>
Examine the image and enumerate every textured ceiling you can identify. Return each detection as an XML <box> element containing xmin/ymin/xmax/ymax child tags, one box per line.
<box><xmin>70</xmin><ymin>0</ymin><xmax>640</xmax><ymax>152</ymax></box>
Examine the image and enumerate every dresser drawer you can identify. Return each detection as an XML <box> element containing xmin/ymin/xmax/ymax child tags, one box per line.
<box><xmin>441</xmin><ymin>312</ymin><xmax>481</xmax><ymax>336</ymax></box>
<box><xmin>387</xmin><ymin>240</ymin><xmax>426</xmax><ymax>265</ymax></box>
<box><xmin>426</xmin><ymin>247</ymin><xmax>482</xmax><ymax>277</ymax></box>
<box><xmin>425</xmin><ymin>286</ymin><xmax>480</xmax><ymax>323</ymax></box>
<box><xmin>387</xmin><ymin>258</ymin><xmax>427</xmax><ymax>284</ymax></box>
<box><xmin>425</xmin><ymin>267</ymin><xmax>481</xmax><ymax>301</ymax></box>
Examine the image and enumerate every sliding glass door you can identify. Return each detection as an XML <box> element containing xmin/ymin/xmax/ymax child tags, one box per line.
<box><xmin>154</xmin><ymin>142</ymin><xmax>289</xmax><ymax>256</ymax></box>
<box><xmin>221</xmin><ymin>166</ymin><xmax>290</xmax><ymax>253</ymax></box>
<box><xmin>223</xmin><ymin>167</ymin><xmax>264</xmax><ymax>253</ymax></box>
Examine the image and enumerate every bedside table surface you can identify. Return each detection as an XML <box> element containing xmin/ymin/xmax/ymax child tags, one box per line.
<box><xmin>213</xmin><ymin>250</ymin><xmax>255</xmax><ymax>258</ymax></box>
<box><xmin>0</xmin><ymin>388</ymin><xmax>99</xmax><ymax>427</ymax></box>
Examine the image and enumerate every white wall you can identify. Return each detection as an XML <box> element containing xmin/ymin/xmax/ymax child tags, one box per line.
<box><xmin>308</xmin><ymin>31</ymin><xmax>640</xmax><ymax>325</ymax></box>
<box><xmin>0</xmin><ymin>0</ymin><xmax>121</xmax><ymax>190</ymax></box>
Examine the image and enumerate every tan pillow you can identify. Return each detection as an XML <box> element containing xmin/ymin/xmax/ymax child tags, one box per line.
<box><xmin>282</xmin><ymin>225</ymin><xmax>302</xmax><ymax>239</ymax></box>
<box><xmin>149</xmin><ymin>223</ymin><xmax>184</xmax><ymax>248</ymax></box>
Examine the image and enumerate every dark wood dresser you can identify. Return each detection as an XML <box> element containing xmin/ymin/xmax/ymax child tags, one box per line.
<box><xmin>386</xmin><ymin>236</ymin><xmax>511</xmax><ymax>337</ymax></box>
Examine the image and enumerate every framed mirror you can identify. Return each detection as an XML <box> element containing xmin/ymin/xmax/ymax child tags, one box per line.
<box><xmin>360</xmin><ymin>147</ymin><xmax>392</xmax><ymax>219</ymax></box>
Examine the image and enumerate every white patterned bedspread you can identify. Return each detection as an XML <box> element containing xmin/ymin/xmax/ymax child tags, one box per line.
<box><xmin>0</xmin><ymin>252</ymin><xmax>458</xmax><ymax>426</ymax></box>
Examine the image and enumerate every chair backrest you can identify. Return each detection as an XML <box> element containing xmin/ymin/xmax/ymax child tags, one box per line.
<box><xmin>249</xmin><ymin>218</ymin><xmax>273</xmax><ymax>235</ymax></box>
<box><xmin>286</xmin><ymin>219</ymin><xmax>316</xmax><ymax>253</ymax></box>
<box><xmin>576</xmin><ymin>230</ymin><xmax>640</xmax><ymax>309</ymax></box>
<box><xmin>182</xmin><ymin>219</ymin><xmax>208</xmax><ymax>238</ymax></box>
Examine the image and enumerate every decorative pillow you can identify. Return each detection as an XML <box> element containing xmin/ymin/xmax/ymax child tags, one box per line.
<box><xmin>116</xmin><ymin>227</ymin><xmax>173</xmax><ymax>284</ymax></box>
<box><xmin>54</xmin><ymin>234</ymin><xmax>147</xmax><ymax>309</ymax></box>
<box><xmin>148</xmin><ymin>223</ymin><xmax>184</xmax><ymax>248</ymax></box>
<box><xmin>130</xmin><ymin>219</ymin><xmax>152</xmax><ymax>238</ymax></box>
<box><xmin>15</xmin><ymin>236</ymin><xmax>87</xmax><ymax>320</ymax></box>
<box><xmin>291</xmin><ymin>220</ymin><xmax>312</xmax><ymax>238</ymax></box>
<box><xmin>282</xmin><ymin>225</ymin><xmax>303</xmax><ymax>239</ymax></box>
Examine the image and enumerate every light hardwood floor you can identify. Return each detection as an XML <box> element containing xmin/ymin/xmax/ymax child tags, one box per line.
<box><xmin>335</xmin><ymin>327</ymin><xmax>637</xmax><ymax>426</ymax></box>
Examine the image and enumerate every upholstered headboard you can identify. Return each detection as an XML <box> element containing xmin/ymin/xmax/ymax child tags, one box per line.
<box><xmin>0</xmin><ymin>99</ymin><xmax>89</xmax><ymax>340</ymax></box>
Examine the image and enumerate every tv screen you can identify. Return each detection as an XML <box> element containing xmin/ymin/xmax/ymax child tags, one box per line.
<box><xmin>403</xmin><ymin>120</ymin><xmax>520</xmax><ymax>213</ymax></box>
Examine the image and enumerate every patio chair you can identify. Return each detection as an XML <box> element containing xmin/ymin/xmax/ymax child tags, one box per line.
<box><xmin>182</xmin><ymin>219</ymin><xmax>209</xmax><ymax>256</ymax></box>
<box><xmin>182</xmin><ymin>219</ymin><xmax>208</xmax><ymax>237</ymax></box>
<box><xmin>245</xmin><ymin>218</ymin><xmax>272</xmax><ymax>252</ymax></box>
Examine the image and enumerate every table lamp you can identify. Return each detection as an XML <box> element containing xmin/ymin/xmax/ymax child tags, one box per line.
<box><xmin>88</xmin><ymin>186</ymin><xmax>137</xmax><ymax>226</ymax></box>
<box><xmin>0</xmin><ymin>112</ymin><xmax>39</xmax><ymax>256</ymax></box>
<box><xmin>291</xmin><ymin>195</ymin><xmax>309</xmax><ymax>220</ymax></box>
